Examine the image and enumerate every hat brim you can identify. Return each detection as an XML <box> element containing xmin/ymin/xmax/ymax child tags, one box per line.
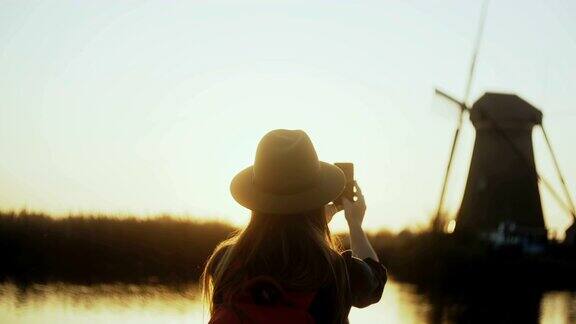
<box><xmin>230</xmin><ymin>161</ymin><xmax>346</xmax><ymax>214</ymax></box>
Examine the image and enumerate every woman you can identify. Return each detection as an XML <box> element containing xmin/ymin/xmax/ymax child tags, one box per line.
<box><xmin>202</xmin><ymin>129</ymin><xmax>386</xmax><ymax>323</ymax></box>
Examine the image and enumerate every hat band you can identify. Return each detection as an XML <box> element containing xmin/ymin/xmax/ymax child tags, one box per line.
<box><xmin>253</xmin><ymin>172</ymin><xmax>321</xmax><ymax>195</ymax></box>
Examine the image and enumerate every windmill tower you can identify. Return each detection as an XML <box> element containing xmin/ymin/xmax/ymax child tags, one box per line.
<box><xmin>456</xmin><ymin>93</ymin><xmax>545</xmax><ymax>235</ymax></box>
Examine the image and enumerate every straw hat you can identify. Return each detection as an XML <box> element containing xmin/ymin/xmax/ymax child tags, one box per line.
<box><xmin>230</xmin><ymin>129</ymin><xmax>346</xmax><ymax>214</ymax></box>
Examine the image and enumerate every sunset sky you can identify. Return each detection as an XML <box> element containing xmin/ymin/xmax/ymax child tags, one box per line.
<box><xmin>1</xmin><ymin>0</ymin><xmax>575</xmax><ymax>234</ymax></box>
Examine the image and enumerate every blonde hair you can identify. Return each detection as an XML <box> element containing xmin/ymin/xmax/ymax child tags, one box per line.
<box><xmin>201</xmin><ymin>207</ymin><xmax>349</xmax><ymax>323</ymax></box>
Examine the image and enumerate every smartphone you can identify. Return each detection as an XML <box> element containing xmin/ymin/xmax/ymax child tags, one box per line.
<box><xmin>333</xmin><ymin>163</ymin><xmax>354</xmax><ymax>207</ymax></box>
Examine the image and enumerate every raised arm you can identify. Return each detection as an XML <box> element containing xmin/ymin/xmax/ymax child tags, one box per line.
<box><xmin>343</xmin><ymin>182</ymin><xmax>378</xmax><ymax>262</ymax></box>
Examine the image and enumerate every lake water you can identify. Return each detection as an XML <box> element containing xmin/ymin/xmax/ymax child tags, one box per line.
<box><xmin>1</xmin><ymin>280</ymin><xmax>575</xmax><ymax>324</ymax></box>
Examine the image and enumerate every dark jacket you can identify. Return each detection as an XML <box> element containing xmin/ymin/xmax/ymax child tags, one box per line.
<box><xmin>308</xmin><ymin>250</ymin><xmax>387</xmax><ymax>323</ymax></box>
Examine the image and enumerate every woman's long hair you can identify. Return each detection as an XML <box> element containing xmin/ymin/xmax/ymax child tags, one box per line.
<box><xmin>201</xmin><ymin>206</ymin><xmax>349</xmax><ymax>323</ymax></box>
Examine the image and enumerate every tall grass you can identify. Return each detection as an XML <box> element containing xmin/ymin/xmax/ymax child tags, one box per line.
<box><xmin>0</xmin><ymin>211</ymin><xmax>235</xmax><ymax>284</ymax></box>
<box><xmin>3</xmin><ymin>211</ymin><xmax>574</xmax><ymax>289</ymax></box>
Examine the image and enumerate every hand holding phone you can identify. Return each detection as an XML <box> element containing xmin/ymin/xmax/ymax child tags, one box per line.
<box><xmin>333</xmin><ymin>163</ymin><xmax>354</xmax><ymax>209</ymax></box>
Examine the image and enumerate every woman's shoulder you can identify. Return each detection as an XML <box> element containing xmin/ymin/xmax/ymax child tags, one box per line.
<box><xmin>340</xmin><ymin>250</ymin><xmax>386</xmax><ymax>272</ymax></box>
<box><xmin>340</xmin><ymin>250</ymin><xmax>387</xmax><ymax>308</ymax></box>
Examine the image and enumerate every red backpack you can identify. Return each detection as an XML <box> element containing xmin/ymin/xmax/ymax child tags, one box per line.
<box><xmin>209</xmin><ymin>276</ymin><xmax>317</xmax><ymax>324</ymax></box>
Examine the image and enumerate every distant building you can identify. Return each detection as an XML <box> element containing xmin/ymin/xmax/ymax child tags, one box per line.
<box><xmin>487</xmin><ymin>221</ymin><xmax>546</xmax><ymax>254</ymax></box>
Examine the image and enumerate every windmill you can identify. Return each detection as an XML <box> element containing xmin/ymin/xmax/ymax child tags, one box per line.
<box><xmin>432</xmin><ymin>0</ymin><xmax>576</xmax><ymax>241</ymax></box>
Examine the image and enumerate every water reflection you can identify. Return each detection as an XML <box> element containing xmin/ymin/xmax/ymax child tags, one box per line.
<box><xmin>0</xmin><ymin>283</ymin><xmax>205</xmax><ymax>324</ymax></box>
<box><xmin>1</xmin><ymin>281</ymin><xmax>574</xmax><ymax>324</ymax></box>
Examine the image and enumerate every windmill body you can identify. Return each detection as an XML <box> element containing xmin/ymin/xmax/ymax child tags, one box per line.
<box><xmin>455</xmin><ymin>93</ymin><xmax>547</xmax><ymax>239</ymax></box>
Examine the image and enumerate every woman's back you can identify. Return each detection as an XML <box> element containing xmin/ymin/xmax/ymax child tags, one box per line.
<box><xmin>206</xmin><ymin>239</ymin><xmax>386</xmax><ymax>323</ymax></box>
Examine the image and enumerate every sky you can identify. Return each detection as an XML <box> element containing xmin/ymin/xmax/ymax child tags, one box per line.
<box><xmin>1</xmin><ymin>0</ymin><xmax>575</xmax><ymax>235</ymax></box>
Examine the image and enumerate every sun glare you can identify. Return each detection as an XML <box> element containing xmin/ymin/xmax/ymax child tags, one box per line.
<box><xmin>447</xmin><ymin>219</ymin><xmax>456</xmax><ymax>233</ymax></box>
